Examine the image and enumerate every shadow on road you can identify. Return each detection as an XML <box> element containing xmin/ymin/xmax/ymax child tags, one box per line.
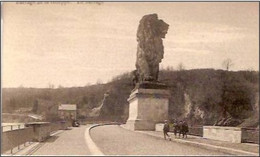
<box><xmin>44</xmin><ymin>135</ymin><xmax>59</xmax><ymax>143</ymax></box>
<box><xmin>65</xmin><ymin>127</ymin><xmax>73</xmax><ymax>130</ymax></box>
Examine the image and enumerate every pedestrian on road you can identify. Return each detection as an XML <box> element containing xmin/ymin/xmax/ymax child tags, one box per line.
<box><xmin>173</xmin><ymin>120</ymin><xmax>179</xmax><ymax>138</ymax></box>
<box><xmin>163</xmin><ymin>120</ymin><xmax>171</xmax><ymax>141</ymax></box>
<box><xmin>169</xmin><ymin>118</ymin><xmax>175</xmax><ymax>129</ymax></box>
<box><xmin>182</xmin><ymin>121</ymin><xmax>189</xmax><ymax>138</ymax></box>
<box><xmin>178</xmin><ymin>121</ymin><xmax>183</xmax><ymax>138</ymax></box>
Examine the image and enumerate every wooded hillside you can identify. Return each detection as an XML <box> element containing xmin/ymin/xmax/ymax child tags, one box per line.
<box><xmin>2</xmin><ymin>69</ymin><xmax>259</xmax><ymax>127</ymax></box>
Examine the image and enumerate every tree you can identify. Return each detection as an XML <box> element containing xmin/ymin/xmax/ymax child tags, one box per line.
<box><xmin>177</xmin><ymin>63</ymin><xmax>185</xmax><ymax>71</ymax></box>
<box><xmin>219</xmin><ymin>58</ymin><xmax>234</xmax><ymax>120</ymax></box>
<box><xmin>32</xmin><ymin>99</ymin><xmax>39</xmax><ymax>113</ymax></box>
<box><xmin>166</xmin><ymin>66</ymin><xmax>174</xmax><ymax>71</ymax></box>
<box><xmin>8</xmin><ymin>97</ymin><xmax>17</xmax><ymax>112</ymax></box>
<box><xmin>96</xmin><ymin>79</ymin><xmax>103</xmax><ymax>85</ymax></box>
<box><xmin>58</xmin><ymin>85</ymin><xmax>64</xmax><ymax>88</ymax></box>
<box><xmin>222</xmin><ymin>58</ymin><xmax>234</xmax><ymax>71</ymax></box>
<box><xmin>48</xmin><ymin>83</ymin><xmax>55</xmax><ymax>89</ymax></box>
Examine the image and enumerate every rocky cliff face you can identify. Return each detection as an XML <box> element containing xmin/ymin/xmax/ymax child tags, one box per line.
<box><xmin>172</xmin><ymin>90</ymin><xmax>259</xmax><ymax>127</ymax></box>
<box><xmin>183</xmin><ymin>92</ymin><xmax>192</xmax><ymax>118</ymax></box>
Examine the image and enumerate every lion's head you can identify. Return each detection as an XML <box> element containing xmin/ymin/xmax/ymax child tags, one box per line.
<box><xmin>137</xmin><ymin>14</ymin><xmax>169</xmax><ymax>42</ymax></box>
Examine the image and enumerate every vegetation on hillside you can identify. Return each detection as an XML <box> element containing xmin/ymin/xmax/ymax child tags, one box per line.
<box><xmin>2</xmin><ymin>69</ymin><xmax>259</xmax><ymax>127</ymax></box>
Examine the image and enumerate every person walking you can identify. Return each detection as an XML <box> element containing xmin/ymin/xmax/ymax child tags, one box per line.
<box><xmin>178</xmin><ymin>121</ymin><xmax>183</xmax><ymax>138</ymax></box>
<box><xmin>182</xmin><ymin>121</ymin><xmax>189</xmax><ymax>138</ymax></box>
<box><xmin>163</xmin><ymin>120</ymin><xmax>171</xmax><ymax>141</ymax></box>
<box><xmin>173</xmin><ymin>120</ymin><xmax>178</xmax><ymax>138</ymax></box>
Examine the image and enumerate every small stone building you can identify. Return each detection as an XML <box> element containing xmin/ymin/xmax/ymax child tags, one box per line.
<box><xmin>58</xmin><ymin>104</ymin><xmax>77</xmax><ymax>120</ymax></box>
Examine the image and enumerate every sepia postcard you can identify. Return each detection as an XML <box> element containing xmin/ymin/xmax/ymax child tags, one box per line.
<box><xmin>1</xmin><ymin>1</ymin><xmax>259</xmax><ymax>156</ymax></box>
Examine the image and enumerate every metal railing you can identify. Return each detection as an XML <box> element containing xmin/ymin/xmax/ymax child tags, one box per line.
<box><xmin>2</xmin><ymin>124</ymin><xmax>25</xmax><ymax>132</ymax></box>
<box><xmin>1</xmin><ymin>125</ymin><xmax>33</xmax><ymax>154</ymax></box>
<box><xmin>1</xmin><ymin>121</ymin><xmax>72</xmax><ymax>155</ymax></box>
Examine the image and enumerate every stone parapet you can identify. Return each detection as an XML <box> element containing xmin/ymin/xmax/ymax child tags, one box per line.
<box><xmin>155</xmin><ymin>123</ymin><xmax>164</xmax><ymax>132</ymax></box>
<box><xmin>203</xmin><ymin>126</ymin><xmax>242</xmax><ymax>143</ymax></box>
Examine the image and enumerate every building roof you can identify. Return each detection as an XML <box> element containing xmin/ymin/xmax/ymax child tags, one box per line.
<box><xmin>58</xmin><ymin>104</ymin><xmax>77</xmax><ymax>111</ymax></box>
<box><xmin>26</xmin><ymin>122</ymin><xmax>50</xmax><ymax>125</ymax></box>
<box><xmin>28</xmin><ymin>114</ymin><xmax>43</xmax><ymax>120</ymax></box>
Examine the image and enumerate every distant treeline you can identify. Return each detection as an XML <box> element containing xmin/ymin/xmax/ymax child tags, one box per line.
<box><xmin>2</xmin><ymin>69</ymin><xmax>259</xmax><ymax>127</ymax></box>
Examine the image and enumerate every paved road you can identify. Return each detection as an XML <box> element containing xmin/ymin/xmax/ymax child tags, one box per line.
<box><xmin>90</xmin><ymin>125</ymin><xmax>230</xmax><ymax>155</ymax></box>
<box><xmin>31</xmin><ymin>126</ymin><xmax>91</xmax><ymax>155</ymax></box>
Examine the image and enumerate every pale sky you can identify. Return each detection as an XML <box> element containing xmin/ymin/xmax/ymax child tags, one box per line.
<box><xmin>2</xmin><ymin>2</ymin><xmax>259</xmax><ymax>88</ymax></box>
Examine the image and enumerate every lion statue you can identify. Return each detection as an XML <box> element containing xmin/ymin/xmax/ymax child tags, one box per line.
<box><xmin>135</xmin><ymin>13</ymin><xmax>169</xmax><ymax>83</ymax></box>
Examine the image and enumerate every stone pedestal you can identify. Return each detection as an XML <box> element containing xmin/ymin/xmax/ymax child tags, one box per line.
<box><xmin>126</xmin><ymin>87</ymin><xmax>170</xmax><ymax>131</ymax></box>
